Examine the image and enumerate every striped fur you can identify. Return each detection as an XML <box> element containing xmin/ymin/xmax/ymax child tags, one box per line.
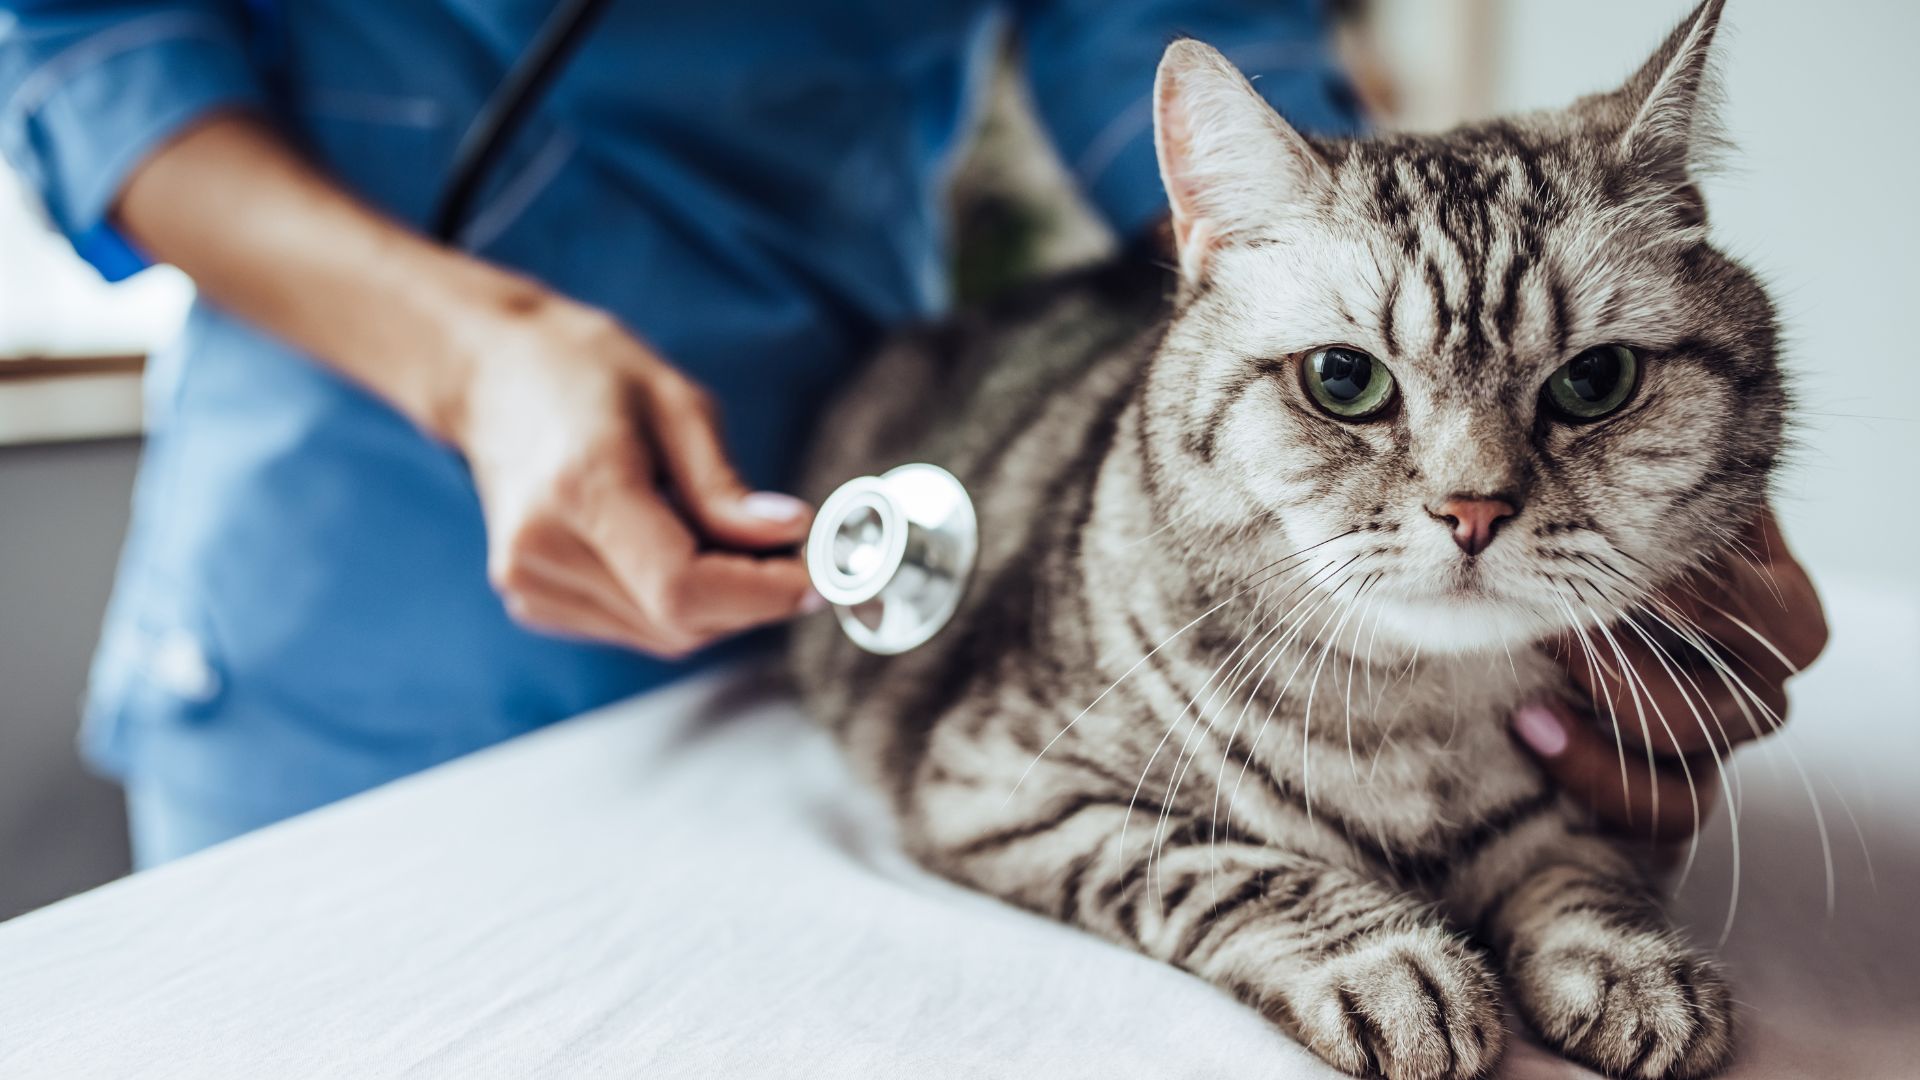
<box><xmin>794</xmin><ymin>5</ymin><xmax>1761</xmax><ymax>1077</ymax></box>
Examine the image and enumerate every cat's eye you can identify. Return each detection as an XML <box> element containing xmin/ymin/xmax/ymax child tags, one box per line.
<box><xmin>1302</xmin><ymin>347</ymin><xmax>1396</xmax><ymax>419</ymax></box>
<box><xmin>1544</xmin><ymin>345</ymin><xmax>1640</xmax><ymax>421</ymax></box>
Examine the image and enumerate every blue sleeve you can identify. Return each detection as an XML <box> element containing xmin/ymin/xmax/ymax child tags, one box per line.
<box><xmin>1013</xmin><ymin>0</ymin><xmax>1363</xmax><ymax>240</ymax></box>
<box><xmin>0</xmin><ymin>2</ymin><xmax>266</xmax><ymax>280</ymax></box>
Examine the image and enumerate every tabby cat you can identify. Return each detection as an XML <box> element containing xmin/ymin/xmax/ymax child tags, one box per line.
<box><xmin>794</xmin><ymin>2</ymin><xmax>1775</xmax><ymax>1076</ymax></box>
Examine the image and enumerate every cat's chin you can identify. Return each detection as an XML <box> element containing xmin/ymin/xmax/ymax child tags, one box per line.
<box><xmin>1369</xmin><ymin>594</ymin><xmax>1554</xmax><ymax>656</ymax></box>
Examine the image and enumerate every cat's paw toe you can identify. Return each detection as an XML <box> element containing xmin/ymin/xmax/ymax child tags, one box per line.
<box><xmin>1288</xmin><ymin>928</ymin><xmax>1505</xmax><ymax>1080</ymax></box>
<box><xmin>1511</xmin><ymin>940</ymin><xmax>1733</xmax><ymax>1079</ymax></box>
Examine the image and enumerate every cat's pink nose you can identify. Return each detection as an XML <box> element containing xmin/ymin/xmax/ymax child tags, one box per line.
<box><xmin>1430</xmin><ymin>495</ymin><xmax>1518</xmax><ymax>557</ymax></box>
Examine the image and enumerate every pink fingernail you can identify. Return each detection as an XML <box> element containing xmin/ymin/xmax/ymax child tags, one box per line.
<box><xmin>1512</xmin><ymin>703</ymin><xmax>1570</xmax><ymax>758</ymax></box>
<box><xmin>799</xmin><ymin>590</ymin><xmax>829</xmax><ymax>614</ymax></box>
<box><xmin>741</xmin><ymin>491</ymin><xmax>808</xmax><ymax>521</ymax></box>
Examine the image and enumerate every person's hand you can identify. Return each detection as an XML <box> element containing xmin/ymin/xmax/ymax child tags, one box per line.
<box><xmin>448</xmin><ymin>293</ymin><xmax>817</xmax><ymax>657</ymax></box>
<box><xmin>108</xmin><ymin>116</ymin><xmax>819</xmax><ymax>658</ymax></box>
<box><xmin>1510</xmin><ymin>509</ymin><xmax>1827</xmax><ymax>842</ymax></box>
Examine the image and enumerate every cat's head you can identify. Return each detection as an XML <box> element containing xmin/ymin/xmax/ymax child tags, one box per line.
<box><xmin>1143</xmin><ymin>0</ymin><xmax>1783</xmax><ymax>655</ymax></box>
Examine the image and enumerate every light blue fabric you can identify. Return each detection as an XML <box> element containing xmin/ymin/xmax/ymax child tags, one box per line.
<box><xmin>124</xmin><ymin>778</ymin><xmax>279</xmax><ymax>869</ymax></box>
<box><xmin>0</xmin><ymin>0</ymin><xmax>1359</xmax><ymax>859</ymax></box>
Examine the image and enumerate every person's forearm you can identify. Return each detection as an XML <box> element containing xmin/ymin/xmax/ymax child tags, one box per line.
<box><xmin>112</xmin><ymin>111</ymin><xmax>816</xmax><ymax>653</ymax></box>
<box><xmin>111</xmin><ymin>112</ymin><xmax>545</xmax><ymax>440</ymax></box>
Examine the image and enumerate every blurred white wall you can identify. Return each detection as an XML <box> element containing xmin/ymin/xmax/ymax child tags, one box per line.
<box><xmin>1490</xmin><ymin>0</ymin><xmax>1920</xmax><ymax>592</ymax></box>
<box><xmin>1367</xmin><ymin>0</ymin><xmax>1498</xmax><ymax>129</ymax></box>
<box><xmin>0</xmin><ymin>170</ymin><xmax>190</xmax><ymax>359</ymax></box>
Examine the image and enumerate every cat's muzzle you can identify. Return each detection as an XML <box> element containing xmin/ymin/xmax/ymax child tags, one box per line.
<box><xmin>805</xmin><ymin>463</ymin><xmax>977</xmax><ymax>655</ymax></box>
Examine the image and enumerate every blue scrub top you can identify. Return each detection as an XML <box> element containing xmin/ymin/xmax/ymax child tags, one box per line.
<box><xmin>0</xmin><ymin>0</ymin><xmax>1358</xmax><ymax>826</ymax></box>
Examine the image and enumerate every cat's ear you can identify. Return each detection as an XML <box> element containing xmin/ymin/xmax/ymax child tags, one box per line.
<box><xmin>1154</xmin><ymin>39</ymin><xmax>1327</xmax><ymax>285</ymax></box>
<box><xmin>1614</xmin><ymin>0</ymin><xmax>1727</xmax><ymax>196</ymax></box>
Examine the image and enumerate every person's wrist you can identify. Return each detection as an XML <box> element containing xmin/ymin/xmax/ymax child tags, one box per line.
<box><xmin>414</xmin><ymin>263</ymin><xmax>577</xmax><ymax>449</ymax></box>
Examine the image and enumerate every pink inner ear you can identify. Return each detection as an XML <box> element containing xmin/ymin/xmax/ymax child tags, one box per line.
<box><xmin>1155</xmin><ymin>68</ymin><xmax>1218</xmax><ymax>279</ymax></box>
<box><xmin>1177</xmin><ymin>217</ymin><xmax>1218</xmax><ymax>282</ymax></box>
<box><xmin>1156</xmin><ymin>71</ymin><xmax>1198</xmax><ymax>204</ymax></box>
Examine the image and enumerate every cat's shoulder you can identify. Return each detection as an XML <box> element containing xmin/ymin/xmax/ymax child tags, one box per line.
<box><xmin>960</xmin><ymin>250</ymin><xmax>1174</xmax><ymax>342</ymax></box>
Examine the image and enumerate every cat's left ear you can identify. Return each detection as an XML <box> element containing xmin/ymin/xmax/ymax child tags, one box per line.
<box><xmin>1154</xmin><ymin>39</ymin><xmax>1328</xmax><ymax>285</ymax></box>
<box><xmin>1614</xmin><ymin>0</ymin><xmax>1727</xmax><ymax>200</ymax></box>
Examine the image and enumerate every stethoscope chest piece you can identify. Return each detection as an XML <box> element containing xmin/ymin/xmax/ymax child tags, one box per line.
<box><xmin>806</xmin><ymin>463</ymin><xmax>977</xmax><ymax>655</ymax></box>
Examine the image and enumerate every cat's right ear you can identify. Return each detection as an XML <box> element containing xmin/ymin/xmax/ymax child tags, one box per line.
<box><xmin>1615</xmin><ymin>0</ymin><xmax>1727</xmax><ymax>191</ymax></box>
<box><xmin>1154</xmin><ymin>39</ymin><xmax>1327</xmax><ymax>286</ymax></box>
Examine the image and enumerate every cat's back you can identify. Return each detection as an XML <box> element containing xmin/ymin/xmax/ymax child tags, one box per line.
<box><xmin>795</xmin><ymin>255</ymin><xmax>1174</xmax><ymax>505</ymax></box>
<box><xmin>792</xmin><ymin>255</ymin><xmax>1174</xmax><ymax>750</ymax></box>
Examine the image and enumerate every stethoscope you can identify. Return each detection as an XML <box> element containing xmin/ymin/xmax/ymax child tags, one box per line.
<box><xmin>439</xmin><ymin>0</ymin><xmax>978</xmax><ymax>655</ymax></box>
<box><xmin>804</xmin><ymin>464</ymin><xmax>977</xmax><ymax>655</ymax></box>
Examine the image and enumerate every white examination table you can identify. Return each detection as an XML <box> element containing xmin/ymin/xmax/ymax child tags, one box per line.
<box><xmin>2</xmin><ymin>578</ymin><xmax>1916</xmax><ymax>1079</ymax></box>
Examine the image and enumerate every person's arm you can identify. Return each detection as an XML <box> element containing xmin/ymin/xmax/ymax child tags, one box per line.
<box><xmin>1012</xmin><ymin>0</ymin><xmax>1361</xmax><ymax>244</ymax></box>
<box><xmin>4</xmin><ymin>4</ymin><xmax>812</xmax><ymax>654</ymax></box>
<box><xmin>111</xmin><ymin>114</ymin><xmax>815</xmax><ymax>655</ymax></box>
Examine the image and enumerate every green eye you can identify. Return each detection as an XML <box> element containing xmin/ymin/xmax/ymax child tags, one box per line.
<box><xmin>1303</xmin><ymin>347</ymin><xmax>1396</xmax><ymax>419</ymax></box>
<box><xmin>1545</xmin><ymin>345</ymin><xmax>1640</xmax><ymax>420</ymax></box>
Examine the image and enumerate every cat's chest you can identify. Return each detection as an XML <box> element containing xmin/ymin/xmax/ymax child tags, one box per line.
<box><xmin>1322</xmin><ymin>711</ymin><xmax>1540</xmax><ymax>837</ymax></box>
<box><xmin>1239</xmin><ymin>650</ymin><xmax>1563</xmax><ymax>854</ymax></box>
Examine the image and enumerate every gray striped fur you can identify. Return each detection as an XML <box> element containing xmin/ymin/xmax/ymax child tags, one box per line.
<box><xmin>794</xmin><ymin>5</ymin><xmax>1762</xmax><ymax>1077</ymax></box>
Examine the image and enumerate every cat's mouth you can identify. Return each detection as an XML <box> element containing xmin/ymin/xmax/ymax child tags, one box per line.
<box><xmin>1441</xmin><ymin>557</ymin><xmax>1499</xmax><ymax>596</ymax></box>
<box><xmin>1363</xmin><ymin>551</ymin><xmax>1566</xmax><ymax>654</ymax></box>
<box><xmin>1378</xmin><ymin>588</ymin><xmax>1543</xmax><ymax>654</ymax></box>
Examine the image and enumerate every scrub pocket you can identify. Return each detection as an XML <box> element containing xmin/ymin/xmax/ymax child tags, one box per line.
<box><xmin>81</xmin><ymin>564</ymin><xmax>229</xmax><ymax>782</ymax></box>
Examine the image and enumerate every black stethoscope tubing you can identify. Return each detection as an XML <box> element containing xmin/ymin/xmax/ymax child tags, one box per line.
<box><xmin>429</xmin><ymin>0</ymin><xmax>614</xmax><ymax>243</ymax></box>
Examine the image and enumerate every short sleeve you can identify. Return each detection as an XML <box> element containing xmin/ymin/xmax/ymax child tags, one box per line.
<box><xmin>1014</xmin><ymin>0</ymin><xmax>1362</xmax><ymax>239</ymax></box>
<box><xmin>0</xmin><ymin>4</ymin><xmax>266</xmax><ymax>278</ymax></box>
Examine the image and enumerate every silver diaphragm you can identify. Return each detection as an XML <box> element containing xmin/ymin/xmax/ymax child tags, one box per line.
<box><xmin>805</xmin><ymin>463</ymin><xmax>977</xmax><ymax>655</ymax></box>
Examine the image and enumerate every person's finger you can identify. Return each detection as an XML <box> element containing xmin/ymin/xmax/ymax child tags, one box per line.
<box><xmin>1543</xmin><ymin>508</ymin><xmax>1822</xmax><ymax>757</ymax></box>
<box><xmin>568</xmin><ymin>455</ymin><xmax>709</xmax><ymax>649</ymax></box>
<box><xmin>577</xmin><ymin>461</ymin><xmax>814</xmax><ymax>643</ymax></box>
<box><xmin>670</xmin><ymin>551</ymin><xmax>818</xmax><ymax>635</ymax></box>
<box><xmin>1649</xmin><ymin>592</ymin><xmax>1792</xmax><ymax>746</ymax></box>
<box><xmin>486</xmin><ymin>517</ymin><xmax>683</xmax><ymax>652</ymax></box>
<box><xmin>484</xmin><ymin>501</ymin><xmax>674</xmax><ymax>639</ymax></box>
<box><xmin>1604</xmin><ymin>509</ymin><xmax>1817</xmax><ymax>749</ymax></box>
<box><xmin>1747</xmin><ymin>509</ymin><xmax>1829</xmax><ymax>670</ymax></box>
<box><xmin>642</xmin><ymin>372</ymin><xmax>812</xmax><ymax>550</ymax></box>
<box><xmin>1683</xmin><ymin>510</ymin><xmax>1827</xmax><ymax>677</ymax></box>
<box><xmin>1511</xmin><ymin>698</ymin><xmax>1721</xmax><ymax>844</ymax></box>
<box><xmin>500</xmin><ymin>571</ymin><xmax>667</xmax><ymax>653</ymax></box>
<box><xmin>511</xmin><ymin>527</ymin><xmax>658</xmax><ymax>631</ymax></box>
<box><xmin>1556</xmin><ymin>628</ymin><xmax>1753</xmax><ymax>757</ymax></box>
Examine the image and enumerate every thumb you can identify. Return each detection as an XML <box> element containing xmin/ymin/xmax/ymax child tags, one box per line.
<box><xmin>644</xmin><ymin>378</ymin><xmax>812</xmax><ymax>550</ymax></box>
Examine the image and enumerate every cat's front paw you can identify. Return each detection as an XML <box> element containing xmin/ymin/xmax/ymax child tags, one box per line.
<box><xmin>1509</xmin><ymin>937</ymin><xmax>1733</xmax><ymax>1079</ymax></box>
<box><xmin>1281</xmin><ymin>927</ymin><xmax>1505</xmax><ymax>1080</ymax></box>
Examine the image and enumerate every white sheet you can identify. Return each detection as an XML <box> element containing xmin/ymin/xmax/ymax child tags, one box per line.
<box><xmin>2</xmin><ymin>577</ymin><xmax>1916</xmax><ymax>1079</ymax></box>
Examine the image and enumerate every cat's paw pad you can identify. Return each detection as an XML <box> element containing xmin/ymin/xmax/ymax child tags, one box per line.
<box><xmin>1287</xmin><ymin>929</ymin><xmax>1505</xmax><ymax>1080</ymax></box>
<box><xmin>1510</xmin><ymin>940</ymin><xmax>1733</xmax><ymax>1079</ymax></box>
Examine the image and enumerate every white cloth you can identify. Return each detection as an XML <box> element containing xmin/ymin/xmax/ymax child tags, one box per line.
<box><xmin>2</xmin><ymin>578</ymin><xmax>1916</xmax><ymax>1079</ymax></box>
